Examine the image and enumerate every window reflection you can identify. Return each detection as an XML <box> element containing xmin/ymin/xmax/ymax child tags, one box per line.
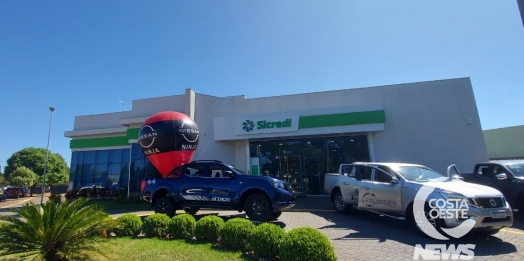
<box><xmin>69</xmin><ymin>148</ymin><xmax>131</xmax><ymax>195</ymax></box>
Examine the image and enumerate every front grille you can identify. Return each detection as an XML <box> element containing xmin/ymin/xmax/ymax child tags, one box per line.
<box><xmin>283</xmin><ymin>182</ymin><xmax>293</xmax><ymax>192</ymax></box>
<box><xmin>473</xmin><ymin>197</ymin><xmax>505</xmax><ymax>208</ymax></box>
<box><xmin>482</xmin><ymin>217</ymin><xmax>511</xmax><ymax>223</ymax></box>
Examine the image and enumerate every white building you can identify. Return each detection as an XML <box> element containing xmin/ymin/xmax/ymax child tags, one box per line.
<box><xmin>64</xmin><ymin>77</ymin><xmax>488</xmax><ymax>195</ymax></box>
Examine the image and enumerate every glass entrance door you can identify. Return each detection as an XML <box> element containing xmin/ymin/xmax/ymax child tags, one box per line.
<box><xmin>280</xmin><ymin>155</ymin><xmax>305</xmax><ymax>194</ymax></box>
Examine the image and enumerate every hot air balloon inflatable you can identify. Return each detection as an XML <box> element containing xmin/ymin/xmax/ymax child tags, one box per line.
<box><xmin>138</xmin><ymin>111</ymin><xmax>199</xmax><ymax>178</ymax></box>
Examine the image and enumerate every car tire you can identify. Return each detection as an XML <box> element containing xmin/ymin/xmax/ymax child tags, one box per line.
<box><xmin>183</xmin><ymin>207</ymin><xmax>200</xmax><ymax>215</ymax></box>
<box><xmin>268</xmin><ymin>211</ymin><xmax>282</xmax><ymax>221</ymax></box>
<box><xmin>474</xmin><ymin>229</ymin><xmax>501</xmax><ymax>236</ymax></box>
<box><xmin>244</xmin><ymin>193</ymin><xmax>273</xmax><ymax>222</ymax></box>
<box><xmin>333</xmin><ymin>191</ymin><xmax>351</xmax><ymax>214</ymax></box>
<box><xmin>409</xmin><ymin>202</ymin><xmax>446</xmax><ymax>238</ymax></box>
<box><xmin>155</xmin><ymin>197</ymin><xmax>176</xmax><ymax>217</ymax></box>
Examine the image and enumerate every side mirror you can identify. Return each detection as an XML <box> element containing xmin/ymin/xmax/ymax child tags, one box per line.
<box><xmin>495</xmin><ymin>173</ymin><xmax>507</xmax><ymax>180</ymax></box>
<box><xmin>451</xmin><ymin>174</ymin><xmax>463</xmax><ymax>180</ymax></box>
<box><xmin>447</xmin><ymin>164</ymin><xmax>460</xmax><ymax>178</ymax></box>
<box><xmin>224</xmin><ymin>171</ymin><xmax>234</xmax><ymax>179</ymax></box>
<box><xmin>391</xmin><ymin>177</ymin><xmax>399</xmax><ymax>184</ymax></box>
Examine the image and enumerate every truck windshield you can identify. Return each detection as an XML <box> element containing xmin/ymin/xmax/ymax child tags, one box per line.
<box><xmin>393</xmin><ymin>166</ymin><xmax>445</xmax><ymax>182</ymax></box>
<box><xmin>506</xmin><ymin>163</ymin><xmax>524</xmax><ymax>177</ymax></box>
<box><xmin>227</xmin><ymin>165</ymin><xmax>248</xmax><ymax>175</ymax></box>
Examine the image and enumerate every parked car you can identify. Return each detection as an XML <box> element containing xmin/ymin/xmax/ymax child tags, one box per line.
<box><xmin>32</xmin><ymin>186</ymin><xmax>51</xmax><ymax>194</ymax></box>
<box><xmin>324</xmin><ymin>162</ymin><xmax>513</xmax><ymax>237</ymax></box>
<box><xmin>461</xmin><ymin>160</ymin><xmax>524</xmax><ymax>212</ymax></box>
<box><xmin>3</xmin><ymin>187</ymin><xmax>29</xmax><ymax>199</ymax></box>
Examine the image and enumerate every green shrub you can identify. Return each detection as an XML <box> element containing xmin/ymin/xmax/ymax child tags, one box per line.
<box><xmin>115</xmin><ymin>214</ymin><xmax>143</xmax><ymax>237</ymax></box>
<box><xmin>195</xmin><ymin>215</ymin><xmax>224</xmax><ymax>243</ymax></box>
<box><xmin>250</xmin><ymin>223</ymin><xmax>286</xmax><ymax>259</ymax></box>
<box><xmin>48</xmin><ymin>194</ymin><xmax>62</xmax><ymax>203</ymax></box>
<box><xmin>169</xmin><ymin>214</ymin><xmax>196</xmax><ymax>240</ymax></box>
<box><xmin>115</xmin><ymin>195</ymin><xmax>142</xmax><ymax>204</ymax></box>
<box><xmin>220</xmin><ymin>218</ymin><xmax>255</xmax><ymax>252</ymax></box>
<box><xmin>65</xmin><ymin>189</ymin><xmax>79</xmax><ymax>201</ymax></box>
<box><xmin>142</xmin><ymin>213</ymin><xmax>171</xmax><ymax>238</ymax></box>
<box><xmin>279</xmin><ymin>227</ymin><xmax>336</xmax><ymax>261</ymax></box>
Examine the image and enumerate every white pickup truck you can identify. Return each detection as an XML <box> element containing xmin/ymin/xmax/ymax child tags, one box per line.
<box><xmin>323</xmin><ymin>162</ymin><xmax>514</xmax><ymax>237</ymax></box>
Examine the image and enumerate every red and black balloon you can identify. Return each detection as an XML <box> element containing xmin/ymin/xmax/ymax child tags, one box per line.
<box><xmin>138</xmin><ymin>111</ymin><xmax>199</xmax><ymax>178</ymax></box>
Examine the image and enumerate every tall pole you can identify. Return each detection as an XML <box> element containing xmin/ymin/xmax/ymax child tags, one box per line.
<box><xmin>119</xmin><ymin>101</ymin><xmax>124</xmax><ymax>112</ymax></box>
<box><xmin>41</xmin><ymin>107</ymin><xmax>55</xmax><ymax>204</ymax></box>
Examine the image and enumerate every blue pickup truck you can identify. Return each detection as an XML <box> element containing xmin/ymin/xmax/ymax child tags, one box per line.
<box><xmin>140</xmin><ymin>160</ymin><xmax>296</xmax><ymax>222</ymax></box>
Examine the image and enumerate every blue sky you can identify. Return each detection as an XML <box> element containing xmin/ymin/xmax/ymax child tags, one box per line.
<box><xmin>1</xmin><ymin>1</ymin><xmax>523</xmax><ymax>168</ymax></box>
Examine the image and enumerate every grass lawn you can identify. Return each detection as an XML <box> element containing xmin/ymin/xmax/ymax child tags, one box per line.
<box><xmin>2</xmin><ymin>238</ymin><xmax>258</xmax><ymax>261</ymax></box>
<box><xmin>102</xmin><ymin>237</ymin><xmax>257</xmax><ymax>261</ymax></box>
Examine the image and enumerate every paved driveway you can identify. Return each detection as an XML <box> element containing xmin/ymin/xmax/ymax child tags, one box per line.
<box><xmin>188</xmin><ymin>209</ymin><xmax>524</xmax><ymax>261</ymax></box>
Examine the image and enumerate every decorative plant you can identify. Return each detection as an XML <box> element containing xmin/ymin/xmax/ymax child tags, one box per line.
<box><xmin>0</xmin><ymin>198</ymin><xmax>120</xmax><ymax>261</ymax></box>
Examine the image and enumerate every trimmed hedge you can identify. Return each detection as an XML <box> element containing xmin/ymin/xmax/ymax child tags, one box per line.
<box><xmin>279</xmin><ymin>227</ymin><xmax>337</xmax><ymax>261</ymax></box>
<box><xmin>48</xmin><ymin>194</ymin><xmax>62</xmax><ymax>203</ymax></box>
<box><xmin>115</xmin><ymin>214</ymin><xmax>143</xmax><ymax>237</ymax></box>
<box><xmin>219</xmin><ymin>218</ymin><xmax>255</xmax><ymax>252</ymax></box>
<box><xmin>142</xmin><ymin>213</ymin><xmax>171</xmax><ymax>238</ymax></box>
<box><xmin>64</xmin><ymin>189</ymin><xmax>79</xmax><ymax>201</ymax></box>
<box><xmin>169</xmin><ymin>214</ymin><xmax>196</xmax><ymax>240</ymax></box>
<box><xmin>195</xmin><ymin>215</ymin><xmax>224</xmax><ymax>243</ymax></box>
<box><xmin>250</xmin><ymin>222</ymin><xmax>286</xmax><ymax>259</ymax></box>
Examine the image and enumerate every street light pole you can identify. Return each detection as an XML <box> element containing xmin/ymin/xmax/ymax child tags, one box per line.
<box><xmin>119</xmin><ymin>101</ymin><xmax>124</xmax><ymax>112</ymax></box>
<box><xmin>41</xmin><ymin>106</ymin><xmax>55</xmax><ymax>204</ymax></box>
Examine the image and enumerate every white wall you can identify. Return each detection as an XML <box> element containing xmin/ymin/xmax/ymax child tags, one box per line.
<box><xmin>198</xmin><ymin>78</ymin><xmax>487</xmax><ymax>174</ymax></box>
<box><xmin>73</xmin><ymin>111</ymin><xmax>132</xmax><ymax>130</ymax></box>
<box><xmin>67</xmin><ymin>78</ymin><xmax>488</xmax><ymax>175</ymax></box>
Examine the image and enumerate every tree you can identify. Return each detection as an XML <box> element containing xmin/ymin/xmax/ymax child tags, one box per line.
<box><xmin>4</xmin><ymin>147</ymin><xmax>68</xmax><ymax>182</ymax></box>
<box><xmin>46</xmin><ymin>172</ymin><xmax>69</xmax><ymax>186</ymax></box>
<box><xmin>0</xmin><ymin>199</ymin><xmax>120</xmax><ymax>260</ymax></box>
<box><xmin>7</xmin><ymin>166</ymin><xmax>39</xmax><ymax>187</ymax></box>
<box><xmin>0</xmin><ymin>174</ymin><xmax>6</xmax><ymax>188</ymax></box>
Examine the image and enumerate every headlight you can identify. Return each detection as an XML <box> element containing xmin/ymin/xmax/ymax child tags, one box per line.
<box><xmin>439</xmin><ymin>191</ymin><xmax>466</xmax><ymax>200</ymax></box>
<box><xmin>438</xmin><ymin>191</ymin><xmax>473</xmax><ymax>207</ymax></box>
<box><xmin>270</xmin><ymin>180</ymin><xmax>285</xmax><ymax>189</ymax></box>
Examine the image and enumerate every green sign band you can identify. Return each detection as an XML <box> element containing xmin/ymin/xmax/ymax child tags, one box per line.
<box><xmin>70</xmin><ymin>110</ymin><xmax>386</xmax><ymax>149</ymax></box>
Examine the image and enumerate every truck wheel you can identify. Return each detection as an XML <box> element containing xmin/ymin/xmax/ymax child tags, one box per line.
<box><xmin>244</xmin><ymin>193</ymin><xmax>273</xmax><ymax>222</ymax></box>
<box><xmin>155</xmin><ymin>197</ymin><xmax>176</xmax><ymax>217</ymax></box>
<box><xmin>333</xmin><ymin>191</ymin><xmax>350</xmax><ymax>214</ymax></box>
<box><xmin>268</xmin><ymin>211</ymin><xmax>282</xmax><ymax>221</ymax></box>
<box><xmin>409</xmin><ymin>202</ymin><xmax>446</xmax><ymax>238</ymax></box>
<box><xmin>184</xmin><ymin>207</ymin><xmax>200</xmax><ymax>215</ymax></box>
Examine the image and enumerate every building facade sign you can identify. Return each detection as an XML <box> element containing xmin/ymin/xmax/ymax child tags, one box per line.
<box><xmin>235</xmin><ymin>115</ymin><xmax>299</xmax><ymax>135</ymax></box>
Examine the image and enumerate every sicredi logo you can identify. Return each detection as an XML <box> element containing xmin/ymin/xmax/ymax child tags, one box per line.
<box><xmin>242</xmin><ymin>120</ymin><xmax>254</xmax><ymax>132</ymax></box>
<box><xmin>235</xmin><ymin>115</ymin><xmax>298</xmax><ymax>136</ymax></box>
<box><xmin>242</xmin><ymin>119</ymin><xmax>292</xmax><ymax>132</ymax></box>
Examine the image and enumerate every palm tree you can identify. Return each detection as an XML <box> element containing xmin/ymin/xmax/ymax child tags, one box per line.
<box><xmin>0</xmin><ymin>198</ymin><xmax>119</xmax><ymax>260</ymax></box>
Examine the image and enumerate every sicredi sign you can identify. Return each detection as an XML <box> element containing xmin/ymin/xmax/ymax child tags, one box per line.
<box><xmin>235</xmin><ymin>115</ymin><xmax>299</xmax><ymax>135</ymax></box>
